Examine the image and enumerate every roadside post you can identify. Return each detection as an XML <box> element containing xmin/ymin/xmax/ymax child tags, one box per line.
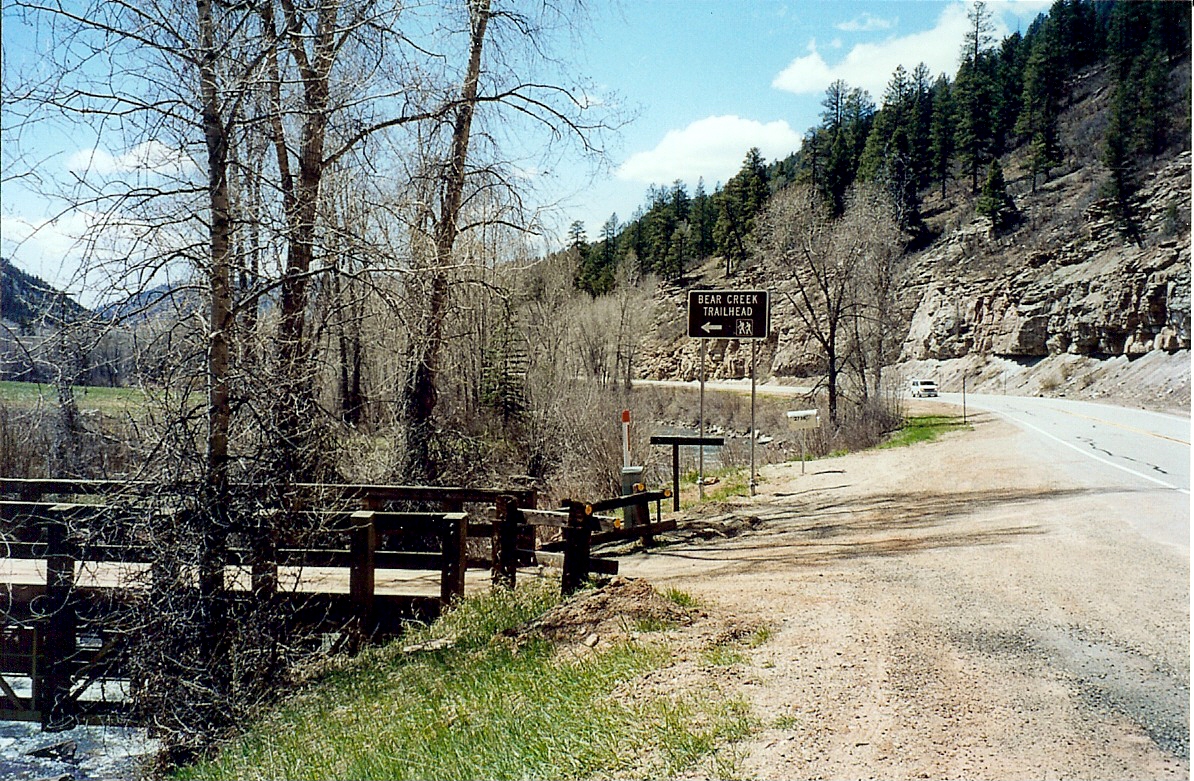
<box><xmin>687</xmin><ymin>289</ymin><xmax>771</xmax><ymax>498</ymax></box>
<box><xmin>619</xmin><ymin>409</ymin><xmax>646</xmax><ymax>527</ymax></box>
<box><xmin>786</xmin><ymin>409</ymin><xmax>820</xmax><ymax>475</ymax></box>
<box><xmin>750</xmin><ymin>340</ymin><xmax>757</xmax><ymax>495</ymax></box>
<box><xmin>621</xmin><ymin>409</ymin><xmax>631</xmax><ymax>469</ymax></box>
<box><xmin>649</xmin><ymin>434</ymin><xmax>725</xmax><ymax>511</ymax></box>
<box><xmin>699</xmin><ymin>344</ymin><xmax>706</xmax><ymax>499</ymax></box>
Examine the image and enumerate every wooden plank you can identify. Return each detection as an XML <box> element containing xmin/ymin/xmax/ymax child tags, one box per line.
<box><xmin>648</xmin><ymin>435</ymin><xmax>725</xmax><ymax>446</ymax></box>
<box><xmin>440</xmin><ymin>513</ymin><xmax>467</xmax><ymax>604</ymax></box>
<box><xmin>0</xmin><ymin>673</ymin><xmax>27</xmax><ymax>710</ymax></box>
<box><xmin>590</xmin><ymin>519</ymin><xmax>678</xmax><ymax>546</ymax></box>
<box><xmin>492</xmin><ymin>497</ymin><xmax>519</xmax><ymax>589</ymax></box>
<box><xmin>288</xmin><ymin>483</ymin><xmax>535</xmax><ymax>507</ymax></box>
<box><xmin>519</xmin><ymin>509</ymin><xmax>570</xmax><ymax>529</ymax></box>
<box><xmin>349</xmin><ymin>515</ymin><xmax>376</xmax><ymax>622</ymax></box>
<box><xmin>588</xmin><ymin>490</ymin><xmax>668</xmax><ymax>514</ymax></box>
<box><xmin>527</xmin><ymin>550</ymin><xmax>618</xmax><ymax>576</ymax></box>
<box><xmin>0</xmin><ymin>480</ymin><xmax>538</xmax><ymax>507</ymax></box>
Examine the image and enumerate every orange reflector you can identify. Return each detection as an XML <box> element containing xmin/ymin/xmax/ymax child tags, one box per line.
<box><xmin>663</xmin><ymin>488</ymin><xmax>673</xmax><ymax>497</ymax></box>
<box><xmin>584</xmin><ymin>504</ymin><xmax>593</xmax><ymax>515</ymax></box>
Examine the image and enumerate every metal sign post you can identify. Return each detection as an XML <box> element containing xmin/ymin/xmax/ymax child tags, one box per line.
<box><xmin>750</xmin><ymin>340</ymin><xmax>757</xmax><ymax>496</ymax></box>
<box><xmin>687</xmin><ymin>289</ymin><xmax>771</xmax><ymax>502</ymax></box>
<box><xmin>786</xmin><ymin>409</ymin><xmax>820</xmax><ymax>476</ymax></box>
<box><xmin>698</xmin><ymin>340</ymin><xmax>706</xmax><ymax>499</ymax></box>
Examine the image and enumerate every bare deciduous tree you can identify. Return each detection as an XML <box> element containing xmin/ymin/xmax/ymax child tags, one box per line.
<box><xmin>754</xmin><ymin>184</ymin><xmax>902</xmax><ymax>424</ymax></box>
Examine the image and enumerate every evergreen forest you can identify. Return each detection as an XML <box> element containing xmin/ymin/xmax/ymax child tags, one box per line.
<box><xmin>571</xmin><ymin>0</ymin><xmax>1192</xmax><ymax>297</ymax></box>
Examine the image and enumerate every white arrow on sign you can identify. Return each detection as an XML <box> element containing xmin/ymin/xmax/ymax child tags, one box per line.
<box><xmin>700</xmin><ymin>322</ymin><xmax>723</xmax><ymax>334</ymax></box>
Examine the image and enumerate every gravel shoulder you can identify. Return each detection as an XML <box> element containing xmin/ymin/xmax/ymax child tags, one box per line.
<box><xmin>618</xmin><ymin>403</ymin><xmax>1190</xmax><ymax>780</ymax></box>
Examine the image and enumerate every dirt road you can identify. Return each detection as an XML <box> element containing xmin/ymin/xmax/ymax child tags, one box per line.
<box><xmin>619</xmin><ymin>402</ymin><xmax>1189</xmax><ymax>779</ymax></box>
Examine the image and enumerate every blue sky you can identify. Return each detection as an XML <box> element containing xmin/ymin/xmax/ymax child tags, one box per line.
<box><xmin>555</xmin><ymin>0</ymin><xmax>1051</xmax><ymax>244</ymax></box>
<box><xmin>1</xmin><ymin>1</ymin><xmax>1052</xmax><ymax>299</ymax></box>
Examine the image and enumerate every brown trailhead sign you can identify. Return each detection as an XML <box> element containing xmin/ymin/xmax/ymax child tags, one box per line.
<box><xmin>687</xmin><ymin>289</ymin><xmax>770</xmax><ymax>340</ymax></box>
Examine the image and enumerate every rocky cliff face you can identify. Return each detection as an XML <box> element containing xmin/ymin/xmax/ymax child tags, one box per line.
<box><xmin>901</xmin><ymin>152</ymin><xmax>1191</xmax><ymax>364</ymax></box>
<box><xmin>635</xmin><ymin>116</ymin><xmax>1190</xmax><ymax>397</ymax></box>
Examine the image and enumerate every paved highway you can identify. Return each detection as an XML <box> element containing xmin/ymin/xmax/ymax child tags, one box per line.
<box><xmin>931</xmin><ymin>392</ymin><xmax>1190</xmax><ymax>546</ymax></box>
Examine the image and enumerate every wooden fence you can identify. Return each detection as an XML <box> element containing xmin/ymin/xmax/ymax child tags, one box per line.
<box><xmin>0</xmin><ymin>477</ymin><xmax>671</xmax><ymax>728</ymax></box>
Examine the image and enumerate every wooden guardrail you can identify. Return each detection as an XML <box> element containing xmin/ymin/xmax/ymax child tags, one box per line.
<box><xmin>0</xmin><ymin>478</ymin><xmax>673</xmax><ymax>728</ymax></box>
<box><xmin>0</xmin><ymin>478</ymin><xmax>539</xmax><ymax>728</ymax></box>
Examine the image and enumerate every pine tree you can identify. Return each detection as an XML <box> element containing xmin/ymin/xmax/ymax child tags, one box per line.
<box><xmin>858</xmin><ymin>64</ymin><xmax>926</xmax><ymax>232</ymax></box>
<box><xmin>818</xmin><ymin>80</ymin><xmax>874</xmax><ymax>215</ymax></box>
<box><xmin>976</xmin><ymin>159</ymin><xmax>1017</xmax><ymax>230</ymax></box>
<box><xmin>1101</xmin><ymin>81</ymin><xmax>1139</xmax><ymax>243</ymax></box>
<box><xmin>954</xmin><ymin>1</ymin><xmax>997</xmax><ymax>193</ymax></box>
<box><xmin>992</xmin><ymin>30</ymin><xmax>1029</xmax><ymax>156</ymax></box>
<box><xmin>714</xmin><ymin>148</ymin><xmax>770</xmax><ymax>277</ymax></box>
<box><xmin>928</xmin><ymin>74</ymin><xmax>955</xmax><ymax>198</ymax></box>
<box><xmin>1017</xmin><ymin>26</ymin><xmax>1063</xmax><ymax>192</ymax></box>
<box><xmin>690</xmin><ymin>179</ymin><xmax>717</xmax><ymax>257</ymax></box>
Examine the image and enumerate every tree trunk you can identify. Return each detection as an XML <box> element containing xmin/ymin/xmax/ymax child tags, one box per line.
<box><xmin>401</xmin><ymin>0</ymin><xmax>491</xmax><ymax>483</ymax></box>
<box><xmin>196</xmin><ymin>0</ymin><xmax>233</xmax><ymax>702</ymax></box>
<box><xmin>271</xmin><ymin>0</ymin><xmax>336</xmax><ymax>477</ymax></box>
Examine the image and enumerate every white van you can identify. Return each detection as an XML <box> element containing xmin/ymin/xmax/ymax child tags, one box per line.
<box><xmin>909</xmin><ymin>379</ymin><xmax>938</xmax><ymax>398</ymax></box>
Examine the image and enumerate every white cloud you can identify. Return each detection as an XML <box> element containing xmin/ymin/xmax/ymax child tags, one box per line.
<box><xmin>773</xmin><ymin>2</ymin><xmax>1009</xmax><ymax>101</ymax></box>
<box><xmin>616</xmin><ymin>115</ymin><xmax>802</xmax><ymax>187</ymax></box>
<box><xmin>1</xmin><ymin>203</ymin><xmax>194</xmax><ymax>307</ymax></box>
<box><xmin>836</xmin><ymin>12</ymin><xmax>896</xmax><ymax>33</ymax></box>
<box><xmin>67</xmin><ymin>140</ymin><xmax>195</xmax><ymax>179</ymax></box>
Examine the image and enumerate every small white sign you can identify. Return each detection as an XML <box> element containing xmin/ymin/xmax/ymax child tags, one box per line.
<box><xmin>786</xmin><ymin>409</ymin><xmax>820</xmax><ymax>430</ymax></box>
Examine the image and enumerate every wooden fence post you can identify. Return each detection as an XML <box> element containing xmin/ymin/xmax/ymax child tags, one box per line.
<box><xmin>560</xmin><ymin>501</ymin><xmax>592</xmax><ymax>596</ymax></box>
<box><xmin>441</xmin><ymin>513</ymin><xmax>466</xmax><ymax>605</ymax></box>
<box><xmin>492</xmin><ymin>496</ymin><xmax>519</xmax><ymax>589</ymax></box>
<box><xmin>40</xmin><ymin>514</ymin><xmax>76</xmax><ymax>730</ymax></box>
<box><xmin>251</xmin><ymin>508</ymin><xmax>278</xmax><ymax>600</ymax></box>
<box><xmin>349</xmin><ymin>511</ymin><xmax>376</xmax><ymax>630</ymax></box>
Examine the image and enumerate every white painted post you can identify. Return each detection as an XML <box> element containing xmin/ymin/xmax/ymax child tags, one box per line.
<box><xmin>621</xmin><ymin>409</ymin><xmax>630</xmax><ymax>470</ymax></box>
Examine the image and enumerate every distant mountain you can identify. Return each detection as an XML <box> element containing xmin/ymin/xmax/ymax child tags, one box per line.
<box><xmin>94</xmin><ymin>282</ymin><xmax>200</xmax><ymax>322</ymax></box>
<box><xmin>0</xmin><ymin>257</ymin><xmax>90</xmax><ymax>327</ymax></box>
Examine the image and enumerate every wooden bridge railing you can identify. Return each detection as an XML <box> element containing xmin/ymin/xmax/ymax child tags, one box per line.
<box><xmin>0</xmin><ymin>478</ymin><xmax>673</xmax><ymax>728</ymax></box>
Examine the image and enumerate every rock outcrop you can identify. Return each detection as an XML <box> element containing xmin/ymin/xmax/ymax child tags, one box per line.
<box><xmin>900</xmin><ymin>152</ymin><xmax>1191</xmax><ymax>363</ymax></box>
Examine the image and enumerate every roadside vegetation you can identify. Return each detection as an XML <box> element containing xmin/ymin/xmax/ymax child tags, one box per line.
<box><xmin>880</xmin><ymin>414</ymin><xmax>971</xmax><ymax>449</ymax></box>
<box><xmin>177</xmin><ymin>582</ymin><xmax>754</xmax><ymax>781</ymax></box>
<box><xmin>0</xmin><ymin>380</ymin><xmax>147</xmax><ymax>414</ymax></box>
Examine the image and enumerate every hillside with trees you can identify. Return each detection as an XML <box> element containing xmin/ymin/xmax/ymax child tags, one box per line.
<box><xmin>576</xmin><ymin>1</ymin><xmax>1188</xmax><ymax>280</ymax></box>
<box><xmin>570</xmin><ymin>0</ymin><xmax>1190</xmax><ymax>417</ymax></box>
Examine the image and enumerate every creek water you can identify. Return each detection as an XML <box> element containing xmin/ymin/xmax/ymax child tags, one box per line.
<box><xmin>0</xmin><ymin>719</ymin><xmax>158</xmax><ymax>780</ymax></box>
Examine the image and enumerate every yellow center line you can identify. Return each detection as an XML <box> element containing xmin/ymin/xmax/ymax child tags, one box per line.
<box><xmin>1055</xmin><ymin>408</ymin><xmax>1191</xmax><ymax>446</ymax></box>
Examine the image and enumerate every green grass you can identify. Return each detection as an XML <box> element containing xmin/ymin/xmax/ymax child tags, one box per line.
<box><xmin>0</xmin><ymin>380</ymin><xmax>148</xmax><ymax>415</ymax></box>
<box><xmin>745</xmin><ymin>626</ymin><xmax>772</xmax><ymax>648</ymax></box>
<box><xmin>701</xmin><ymin>645</ymin><xmax>749</xmax><ymax>667</ymax></box>
<box><xmin>679</xmin><ymin>467</ymin><xmax>751</xmax><ymax>507</ymax></box>
<box><xmin>178</xmin><ymin>582</ymin><xmax>754</xmax><ymax>781</ymax></box>
<box><xmin>664</xmin><ymin>587</ymin><xmax>700</xmax><ymax>609</ymax></box>
<box><xmin>879</xmin><ymin>414</ymin><xmax>970</xmax><ymax>449</ymax></box>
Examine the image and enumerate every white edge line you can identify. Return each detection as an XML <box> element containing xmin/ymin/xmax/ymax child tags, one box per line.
<box><xmin>1001</xmin><ymin>411</ymin><xmax>1190</xmax><ymax>495</ymax></box>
